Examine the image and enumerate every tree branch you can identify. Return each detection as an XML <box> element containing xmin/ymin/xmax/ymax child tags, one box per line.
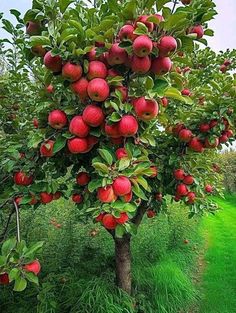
<box><xmin>131</xmin><ymin>205</ymin><xmax>147</xmax><ymax>227</ymax></box>
<box><xmin>13</xmin><ymin>201</ymin><xmax>21</xmax><ymax>242</ymax></box>
<box><xmin>171</xmin><ymin>0</ymin><xmax>178</xmax><ymax>13</ymax></box>
<box><xmin>0</xmin><ymin>207</ymin><xmax>15</xmax><ymax>242</ymax></box>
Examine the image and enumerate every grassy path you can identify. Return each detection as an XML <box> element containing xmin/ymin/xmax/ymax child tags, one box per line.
<box><xmin>198</xmin><ymin>195</ymin><xmax>236</xmax><ymax>313</ymax></box>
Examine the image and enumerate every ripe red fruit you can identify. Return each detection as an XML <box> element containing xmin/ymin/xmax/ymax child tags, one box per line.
<box><xmin>118</xmin><ymin>25</ymin><xmax>136</xmax><ymax>41</ymax></box>
<box><xmin>188</xmin><ymin>25</ymin><xmax>204</xmax><ymax>39</ymax></box>
<box><xmin>116</xmin><ymin>148</ymin><xmax>128</xmax><ymax>159</ymax></box>
<box><xmin>87</xmin><ymin>61</ymin><xmax>107</xmax><ymax>80</ymax></box>
<box><xmin>176</xmin><ymin>184</ymin><xmax>188</xmax><ymax>196</ymax></box>
<box><xmin>116</xmin><ymin>212</ymin><xmax>129</xmax><ymax>224</ymax></box>
<box><xmin>174</xmin><ymin>169</ymin><xmax>185</xmax><ymax>180</ymax></box>
<box><xmin>33</xmin><ymin>118</ymin><xmax>39</xmax><ymax>128</ymax></box>
<box><xmin>155</xmin><ymin>192</ymin><xmax>163</xmax><ymax>202</ymax></box>
<box><xmin>174</xmin><ymin>195</ymin><xmax>181</xmax><ymax>202</ymax></box>
<box><xmin>97</xmin><ymin>185</ymin><xmax>117</xmax><ymax>203</ymax></box>
<box><xmin>95</xmin><ymin>212</ymin><xmax>106</xmax><ymax>222</ymax></box>
<box><xmin>40</xmin><ymin>140</ymin><xmax>54</xmax><ymax>157</ymax></box>
<box><xmin>118</xmin><ymin>115</ymin><xmax>138</xmax><ymax>137</ymax></box>
<box><xmin>151</xmin><ymin>56</ymin><xmax>172</xmax><ymax>75</ymax></box>
<box><xmin>15</xmin><ymin>196</ymin><xmax>23</xmax><ymax>206</ymax></box>
<box><xmin>150</xmin><ymin>166</ymin><xmax>158</xmax><ymax>178</ymax></box>
<box><xmin>53</xmin><ymin>191</ymin><xmax>61</xmax><ymax>200</ymax></box>
<box><xmin>225</xmin><ymin>129</ymin><xmax>233</xmax><ymax>138</ymax></box>
<box><xmin>29</xmin><ymin>194</ymin><xmax>38</xmax><ymax>205</ymax></box>
<box><xmin>26</xmin><ymin>21</ymin><xmax>41</xmax><ymax>35</ymax></box>
<box><xmin>113</xmin><ymin>176</ymin><xmax>132</xmax><ymax>196</ymax></box>
<box><xmin>72</xmin><ymin>194</ymin><xmax>83</xmax><ymax>203</ymax></box>
<box><xmin>133</xmin><ymin>35</ymin><xmax>153</xmax><ymax>57</ymax></box>
<box><xmin>107</xmin><ymin>68</ymin><xmax>120</xmax><ymax>77</ymax></box>
<box><xmin>199</xmin><ymin>123</ymin><xmax>210</xmax><ymax>133</ymax></box>
<box><xmin>209</xmin><ymin>119</ymin><xmax>218</xmax><ymax>129</ymax></box>
<box><xmin>71</xmin><ymin>77</ymin><xmax>89</xmax><ymax>101</ymax></box>
<box><xmin>224</xmin><ymin>59</ymin><xmax>231</xmax><ymax>66</ymax></box>
<box><xmin>183</xmin><ymin>175</ymin><xmax>194</xmax><ymax>185</ymax></box>
<box><xmin>147</xmin><ymin>209</ymin><xmax>156</xmax><ymax>218</ymax></box>
<box><xmin>205</xmin><ymin>185</ymin><xmax>213</xmax><ymax>193</ymax></box>
<box><xmin>219</xmin><ymin>133</ymin><xmax>229</xmax><ymax>143</ymax></box>
<box><xmin>161</xmin><ymin>97</ymin><xmax>168</xmax><ymax>107</ymax></box>
<box><xmin>87</xmin><ymin>47</ymin><xmax>106</xmax><ymax>62</ymax></box>
<box><xmin>135</xmin><ymin>15</ymin><xmax>154</xmax><ymax>32</ymax></box>
<box><xmin>188</xmin><ymin>137</ymin><xmax>204</xmax><ymax>153</ymax></box>
<box><xmin>23</xmin><ymin>260</ymin><xmax>41</xmax><ymax>275</ymax></box>
<box><xmin>67</xmin><ymin>137</ymin><xmax>88</xmax><ymax>154</ymax></box>
<box><xmin>181</xmin><ymin>0</ymin><xmax>191</xmax><ymax>4</ymax></box>
<box><xmin>172</xmin><ymin>123</ymin><xmax>185</xmax><ymax>136</ymax></box>
<box><xmin>153</xmin><ymin>13</ymin><xmax>164</xmax><ymax>22</ymax></box>
<box><xmin>105</xmin><ymin>123</ymin><xmax>121</xmax><ymax>138</ymax></box>
<box><xmin>48</xmin><ymin>110</ymin><xmax>67</xmax><ymax>129</ymax></box>
<box><xmin>69</xmin><ymin>115</ymin><xmax>90</xmax><ymax>137</ymax></box>
<box><xmin>46</xmin><ymin>84</ymin><xmax>54</xmax><ymax>93</ymax></box>
<box><xmin>14</xmin><ymin>171</ymin><xmax>33</xmax><ymax>186</ymax></box>
<box><xmin>204</xmin><ymin>137</ymin><xmax>219</xmax><ymax>149</ymax></box>
<box><xmin>0</xmin><ymin>273</ymin><xmax>10</xmax><ymax>285</ymax></box>
<box><xmin>31</xmin><ymin>45</ymin><xmax>46</xmax><ymax>57</ymax></box>
<box><xmin>181</xmin><ymin>89</ymin><xmax>192</xmax><ymax>96</ymax></box>
<box><xmin>178</xmin><ymin>129</ymin><xmax>193</xmax><ymax>142</ymax></box>
<box><xmin>122</xmin><ymin>191</ymin><xmax>133</xmax><ymax>203</ymax></box>
<box><xmin>187</xmin><ymin>191</ymin><xmax>196</xmax><ymax>204</ymax></box>
<box><xmin>133</xmin><ymin>97</ymin><xmax>158</xmax><ymax>121</ymax></box>
<box><xmin>102</xmin><ymin>214</ymin><xmax>117</xmax><ymax>230</ymax></box>
<box><xmin>131</xmin><ymin>55</ymin><xmax>151</xmax><ymax>74</ymax></box>
<box><xmin>87</xmin><ymin>78</ymin><xmax>109</xmax><ymax>102</ymax></box>
<box><xmin>82</xmin><ymin>104</ymin><xmax>104</xmax><ymax>127</ymax></box>
<box><xmin>62</xmin><ymin>62</ymin><xmax>83</xmax><ymax>81</ymax></box>
<box><xmin>115</xmin><ymin>86</ymin><xmax>128</xmax><ymax>102</ymax></box>
<box><xmin>43</xmin><ymin>51</ymin><xmax>62</xmax><ymax>73</ymax></box>
<box><xmin>220</xmin><ymin>64</ymin><xmax>227</xmax><ymax>73</ymax></box>
<box><xmin>76</xmin><ymin>172</ymin><xmax>90</xmax><ymax>186</ymax></box>
<box><xmin>40</xmin><ymin>192</ymin><xmax>53</xmax><ymax>204</ymax></box>
<box><xmin>110</xmin><ymin>137</ymin><xmax>124</xmax><ymax>145</ymax></box>
<box><xmin>107</xmin><ymin>43</ymin><xmax>128</xmax><ymax>65</ymax></box>
<box><xmin>158</xmin><ymin>36</ymin><xmax>177</xmax><ymax>56</ymax></box>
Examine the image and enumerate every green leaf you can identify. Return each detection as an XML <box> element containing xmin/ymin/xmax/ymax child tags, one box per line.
<box><xmin>133</xmin><ymin>22</ymin><xmax>148</xmax><ymax>35</ymax></box>
<box><xmin>14</xmin><ymin>277</ymin><xmax>27</xmax><ymax>292</ymax></box>
<box><xmin>152</xmin><ymin>78</ymin><xmax>169</xmax><ymax>96</ymax></box>
<box><xmin>145</xmin><ymin>76</ymin><xmax>154</xmax><ymax>90</ymax></box>
<box><xmin>204</xmin><ymin>29</ymin><xmax>214</xmax><ymax>36</ymax></box>
<box><xmin>29</xmin><ymin>36</ymin><xmax>50</xmax><ymax>47</ymax></box>
<box><xmin>124</xmin><ymin>203</ymin><xmax>137</xmax><ymax>212</ymax></box>
<box><xmin>156</xmin><ymin>0</ymin><xmax>170</xmax><ymax>11</ymax></box>
<box><xmin>2</xmin><ymin>19</ymin><xmax>14</xmax><ymax>34</ymax></box>
<box><xmin>136</xmin><ymin>177</ymin><xmax>150</xmax><ymax>191</ymax></box>
<box><xmin>132</xmin><ymin>185</ymin><xmax>148</xmax><ymax>200</ymax></box>
<box><xmin>25</xmin><ymin>272</ymin><xmax>39</xmax><ymax>285</ymax></box>
<box><xmin>164</xmin><ymin>87</ymin><xmax>193</xmax><ymax>104</ymax></box>
<box><xmin>0</xmin><ymin>256</ymin><xmax>7</xmax><ymax>267</ymax></box>
<box><xmin>98</xmin><ymin>149</ymin><xmax>114</xmax><ymax>166</ymax></box>
<box><xmin>1</xmin><ymin>238</ymin><xmax>17</xmax><ymax>256</ymax></box>
<box><xmin>92</xmin><ymin>162</ymin><xmax>109</xmax><ymax>174</ymax></box>
<box><xmin>23</xmin><ymin>241</ymin><xmax>44</xmax><ymax>258</ymax></box>
<box><xmin>122</xmin><ymin>0</ymin><xmax>137</xmax><ymax>20</ymax></box>
<box><xmin>53</xmin><ymin>136</ymin><xmax>67</xmax><ymax>154</ymax></box>
<box><xmin>10</xmin><ymin>9</ymin><xmax>23</xmax><ymax>23</ymax></box>
<box><xmin>115</xmin><ymin>224</ymin><xmax>125</xmax><ymax>238</ymax></box>
<box><xmin>9</xmin><ymin>268</ymin><xmax>21</xmax><ymax>281</ymax></box>
<box><xmin>118</xmin><ymin>158</ymin><xmax>130</xmax><ymax>171</ymax></box>
<box><xmin>59</xmin><ymin>0</ymin><xmax>74</xmax><ymax>13</ymax></box>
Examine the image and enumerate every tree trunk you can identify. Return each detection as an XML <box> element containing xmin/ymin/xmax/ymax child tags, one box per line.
<box><xmin>115</xmin><ymin>235</ymin><xmax>131</xmax><ymax>294</ymax></box>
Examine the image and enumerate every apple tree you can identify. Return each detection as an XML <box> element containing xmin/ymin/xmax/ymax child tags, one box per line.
<box><xmin>0</xmin><ymin>0</ymin><xmax>236</xmax><ymax>294</ymax></box>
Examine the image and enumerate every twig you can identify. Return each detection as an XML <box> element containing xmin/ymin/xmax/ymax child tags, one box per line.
<box><xmin>0</xmin><ymin>207</ymin><xmax>15</xmax><ymax>242</ymax></box>
<box><xmin>171</xmin><ymin>0</ymin><xmax>178</xmax><ymax>13</ymax></box>
<box><xmin>13</xmin><ymin>201</ymin><xmax>21</xmax><ymax>242</ymax></box>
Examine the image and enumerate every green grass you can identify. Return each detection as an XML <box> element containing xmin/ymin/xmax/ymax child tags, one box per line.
<box><xmin>199</xmin><ymin>194</ymin><xmax>236</xmax><ymax>313</ymax></box>
<box><xmin>0</xmin><ymin>198</ymin><xmax>200</xmax><ymax>313</ymax></box>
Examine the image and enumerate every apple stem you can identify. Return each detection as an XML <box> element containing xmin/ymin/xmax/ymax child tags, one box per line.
<box><xmin>13</xmin><ymin>200</ymin><xmax>21</xmax><ymax>242</ymax></box>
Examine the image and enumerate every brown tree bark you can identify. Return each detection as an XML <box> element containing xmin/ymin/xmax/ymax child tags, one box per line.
<box><xmin>115</xmin><ymin>235</ymin><xmax>131</xmax><ymax>294</ymax></box>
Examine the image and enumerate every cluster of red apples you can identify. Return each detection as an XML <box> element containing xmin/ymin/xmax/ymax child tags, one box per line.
<box><xmin>0</xmin><ymin>260</ymin><xmax>41</xmax><ymax>286</ymax></box>
<box><xmin>220</xmin><ymin>59</ymin><xmax>231</xmax><ymax>73</ymax></box>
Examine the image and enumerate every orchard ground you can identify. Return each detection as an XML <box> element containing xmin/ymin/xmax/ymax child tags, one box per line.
<box><xmin>0</xmin><ymin>194</ymin><xmax>235</xmax><ymax>313</ymax></box>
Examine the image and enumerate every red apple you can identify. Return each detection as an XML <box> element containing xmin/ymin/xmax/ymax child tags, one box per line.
<box><xmin>40</xmin><ymin>192</ymin><xmax>53</xmax><ymax>204</ymax></box>
<box><xmin>110</xmin><ymin>137</ymin><xmax>124</xmax><ymax>145</ymax></box>
<box><xmin>205</xmin><ymin>185</ymin><xmax>213</xmax><ymax>193</ymax></box>
<box><xmin>67</xmin><ymin>137</ymin><xmax>88</xmax><ymax>154</ymax></box>
<box><xmin>71</xmin><ymin>77</ymin><xmax>89</xmax><ymax>101</ymax></box>
<box><xmin>118</xmin><ymin>25</ymin><xmax>137</xmax><ymax>41</ymax></box>
<box><xmin>178</xmin><ymin>129</ymin><xmax>193</xmax><ymax>142</ymax></box>
<box><xmin>187</xmin><ymin>191</ymin><xmax>196</xmax><ymax>204</ymax></box>
<box><xmin>87</xmin><ymin>78</ymin><xmax>110</xmax><ymax>102</ymax></box>
<box><xmin>76</xmin><ymin>172</ymin><xmax>90</xmax><ymax>186</ymax></box>
<box><xmin>72</xmin><ymin>194</ymin><xmax>83</xmax><ymax>203</ymax></box>
<box><xmin>183</xmin><ymin>175</ymin><xmax>194</xmax><ymax>185</ymax></box>
<box><xmin>107</xmin><ymin>43</ymin><xmax>128</xmax><ymax>65</ymax></box>
<box><xmin>199</xmin><ymin>123</ymin><xmax>210</xmax><ymax>133</ymax></box>
<box><xmin>116</xmin><ymin>212</ymin><xmax>129</xmax><ymax>224</ymax></box>
<box><xmin>14</xmin><ymin>171</ymin><xmax>33</xmax><ymax>186</ymax></box>
<box><xmin>0</xmin><ymin>273</ymin><xmax>9</xmax><ymax>285</ymax></box>
<box><xmin>43</xmin><ymin>51</ymin><xmax>62</xmax><ymax>72</ymax></box>
<box><xmin>87</xmin><ymin>61</ymin><xmax>107</xmax><ymax>80</ymax></box>
<box><xmin>219</xmin><ymin>132</ymin><xmax>229</xmax><ymax>143</ymax></box>
<box><xmin>62</xmin><ymin>62</ymin><xmax>83</xmax><ymax>81</ymax></box>
<box><xmin>33</xmin><ymin>118</ymin><xmax>39</xmax><ymax>128</ymax></box>
<box><xmin>26</xmin><ymin>21</ymin><xmax>41</xmax><ymax>35</ymax></box>
<box><xmin>135</xmin><ymin>15</ymin><xmax>154</xmax><ymax>32</ymax></box>
<box><xmin>225</xmin><ymin>129</ymin><xmax>233</xmax><ymax>138</ymax></box>
<box><xmin>69</xmin><ymin>115</ymin><xmax>90</xmax><ymax>137</ymax></box>
<box><xmin>176</xmin><ymin>184</ymin><xmax>188</xmax><ymax>196</ymax></box>
<box><xmin>40</xmin><ymin>140</ymin><xmax>54</xmax><ymax>157</ymax></box>
<box><xmin>82</xmin><ymin>104</ymin><xmax>104</xmax><ymax>127</ymax></box>
<box><xmin>174</xmin><ymin>169</ymin><xmax>185</xmax><ymax>180</ymax></box>
<box><xmin>151</xmin><ymin>56</ymin><xmax>172</xmax><ymax>75</ymax></box>
<box><xmin>97</xmin><ymin>185</ymin><xmax>117</xmax><ymax>203</ymax></box>
<box><xmin>118</xmin><ymin>115</ymin><xmax>138</xmax><ymax>137</ymax></box>
<box><xmin>150</xmin><ymin>166</ymin><xmax>158</xmax><ymax>178</ymax></box>
<box><xmin>188</xmin><ymin>137</ymin><xmax>204</xmax><ymax>153</ymax></box>
<box><xmin>23</xmin><ymin>260</ymin><xmax>41</xmax><ymax>275</ymax></box>
<box><xmin>95</xmin><ymin>212</ymin><xmax>106</xmax><ymax>222</ymax></box>
<box><xmin>102</xmin><ymin>214</ymin><xmax>117</xmax><ymax>229</ymax></box>
<box><xmin>48</xmin><ymin>110</ymin><xmax>67</xmax><ymax>129</ymax></box>
<box><xmin>147</xmin><ymin>209</ymin><xmax>156</xmax><ymax>218</ymax></box>
<box><xmin>133</xmin><ymin>97</ymin><xmax>158</xmax><ymax>121</ymax></box>
<box><xmin>220</xmin><ymin>64</ymin><xmax>227</xmax><ymax>73</ymax></box>
<box><xmin>116</xmin><ymin>148</ymin><xmax>128</xmax><ymax>159</ymax></box>
<box><xmin>53</xmin><ymin>191</ymin><xmax>61</xmax><ymax>200</ymax></box>
<box><xmin>15</xmin><ymin>196</ymin><xmax>23</xmax><ymax>206</ymax></box>
<box><xmin>172</xmin><ymin>123</ymin><xmax>185</xmax><ymax>136</ymax></box>
<box><xmin>181</xmin><ymin>89</ymin><xmax>192</xmax><ymax>96</ymax></box>
<box><xmin>107</xmin><ymin>68</ymin><xmax>120</xmax><ymax>77</ymax></box>
<box><xmin>46</xmin><ymin>84</ymin><xmax>54</xmax><ymax>93</ymax></box>
<box><xmin>204</xmin><ymin>137</ymin><xmax>219</xmax><ymax>148</ymax></box>
<box><xmin>209</xmin><ymin>119</ymin><xmax>218</xmax><ymax>129</ymax></box>
<box><xmin>31</xmin><ymin>45</ymin><xmax>46</xmax><ymax>57</ymax></box>
<box><xmin>224</xmin><ymin>59</ymin><xmax>231</xmax><ymax>66</ymax></box>
<box><xmin>105</xmin><ymin>123</ymin><xmax>121</xmax><ymax>138</ymax></box>
<box><xmin>158</xmin><ymin>36</ymin><xmax>177</xmax><ymax>56</ymax></box>
<box><xmin>115</xmin><ymin>86</ymin><xmax>128</xmax><ymax>102</ymax></box>
<box><xmin>181</xmin><ymin>0</ymin><xmax>191</xmax><ymax>4</ymax></box>
<box><xmin>155</xmin><ymin>192</ymin><xmax>163</xmax><ymax>201</ymax></box>
<box><xmin>161</xmin><ymin>97</ymin><xmax>168</xmax><ymax>107</ymax></box>
<box><xmin>131</xmin><ymin>55</ymin><xmax>151</xmax><ymax>74</ymax></box>
<box><xmin>133</xmin><ymin>35</ymin><xmax>153</xmax><ymax>57</ymax></box>
<box><xmin>113</xmin><ymin>176</ymin><xmax>132</xmax><ymax>196</ymax></box>
<box><xmin>122</xmin><ymin>191</ymin><xmax>133</xmax><ymax>203</ymax></box>
<box><xmin>188</xmin><ymin>25</ymin><xmax>204</xmax><ymax>39</ymax></box>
